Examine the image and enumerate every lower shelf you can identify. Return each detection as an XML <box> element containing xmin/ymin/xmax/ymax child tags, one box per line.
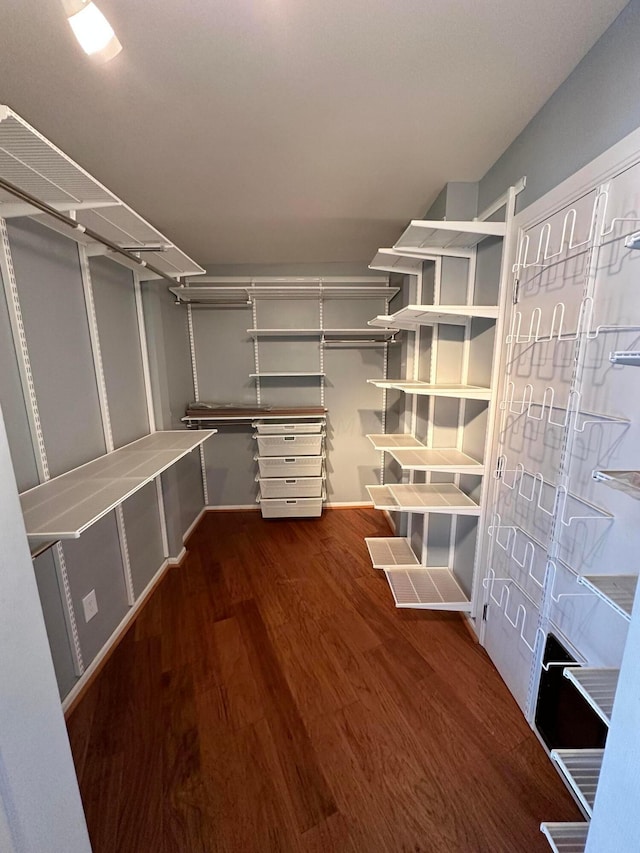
<box><xmin>367</xmin><ymin>483</ymin><xmax>481</xmax><ymax>515</ymax></box>
<box><xmin>551</xmin><ymin>749</ymin><xmax>603</xmax><ymax>817</ymax></box>
<box><xmin>365</xmin><ymin>537</ymin><xmax>419</xmax><ymax>568</ymax></box>
<box><xmin>383</xmin><ymin>566</ymin><xmax>471</xmax><ymax>611</ymax></box>
<box><xmin>579</xmin><ymin>574</ymin><xmax>637</xmax><ymax>620</ymax></box>
<box><xmin>563</xmin><ymin>667</ymin><xmax>619</xmax><ymax>726</ymax></box>
<box><xmin>540</xmin><ymin>822</ymin><xmax>588</xmax><ymax>852</ymax></box>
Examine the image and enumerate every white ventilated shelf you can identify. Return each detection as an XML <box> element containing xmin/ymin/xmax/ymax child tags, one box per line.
<box><xmin>388</xmin><ymin>447</ymin><xmax>483</xmax><ymax>474</ymax></box>
<box><xmin>394</xmin><ymin>219</ymin><xmax>506</xmax><ymax>253</ymax></box>
<box><xmin>367</xmin><ymin>379</ymin><xmax>492</xmax><ymax>400</ymax></box>
<box><xmin>247</xmin><ymin>328</ymin><xmax>395</xmax><ymax>338</ymax></box>
<box><xmin>367</xmin><ymin>434</ymin><xmax>425</xmax><ymax>451</ymax></box>
<box><xmin>0</xmin><ymin>106</ymin><xmax>203</xmax><ymax>279</ymax></box>
<box><xmin>369</xmin><ymin>249</ymin><xmax>424</xmax><ymax>275</ymax></box>
<box><xmin>383</xmin><ymin>566</ymin><xmax>471</xmax><ymax>611</ymax></box>
<box><xmin>551</xmin><ymin>749</ymin><xmax>603</xmax><ymax>817</ymax></box>
<box><xmin>540</xmin><ymin>822</ymin><xmax>589</xmax><ymax>853</ymax></box>
<box><xmin>578</xmin><ymin>574</ymin><xmax>637</xmax><ymax>620</ymax></box>
<box><xmin>365</xmin><ymin>537</ymin><xmax>419</xmax><ymax>569</ymax></box>
<box><xmin>20</xmin><ymin>431</ymin><xmax>216</xmax><ymax>539</ymax></box>
<box><xmin>366</xmin><ymin>483</ymin><xmax>481</xmax><ymax>515</ymax></box>
<box><xmin>563</xmin><ymin>668</ymin><xmax>619</xmax><ymax>726</ymax></box>
<box><xmin>170</xmin><ymin>282</ymin><xmax>399</xmax><ymax>303</ymax></box>
<box><xmin>593</xmin><ymin>469</ymin><xmax>640</xmax><ymax>500</ymax></box>
<box><xmin>249</xmin><ymin>372</ymin><xmax>325</xmax><ymax>378</ymax></box>
<box><xmin>370</xmin><ymin>304</ymin><xmax>500</xmax><ymax>330</ymax></box>
<box><xmin>609</xmin><ymin>350</ymin><xmax>640</xmax><ymax>366</ymax></box>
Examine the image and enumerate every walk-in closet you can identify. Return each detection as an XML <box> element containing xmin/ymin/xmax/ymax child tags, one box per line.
<box><xmin>2</xmin><ymin>2</ymin><xmax>640</xmax><ymax>852</ymax></box>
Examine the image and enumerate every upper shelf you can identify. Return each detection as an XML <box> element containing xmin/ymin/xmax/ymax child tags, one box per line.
<box><xmin>367</xmin><ymin>433</ymin><xmax>425</xmax><ymax>451</ymax></box>
<box><xmin>246</xmin><ymin>328</ymin><xmax>395</xmax><ymax>339</ymax></box>
<box><xmin>369</xmin><ymin>249</ymin><xmax>424</xmax><ymax>275</ymax></box>
<box><xmin>170</xmin><ymin>279</ymin><xmax>399</xmax><ymax>304</ymax></box>
<box><xmin>183</xmin><ymin>405</ymin><xmax>327</xmax><ymax>423</ymax></box>
<box><xmin>0</xmin><ymin>106</ymin><xmax>203</xmax><ymax>279</ymax></box>
<box><xmin>20</xmin><ymin>431</ymin><xmax>216</xmax><ymax>540</ymax></box>
<box><xmin>368</xmin><ymin>379</ymin><xmax>492</xmax><ymax>401</ymax></box>
<box><xmin>579</xmin><ymin>574</ymin><xmax>638</xmax><ymax>620</ymax></box>
<box><xmin>388</xmin><ymin>447</ymin><xmax>484</xmax><ymax>474</ymax></box>
<box><xmin>394</xmin><ymin>219</ymin><xmax>506</xmax><ymax>254</ymax></box>
<box><xmin>369</xmin><ymin>304</ymin><xmax>500</xmax><ymax>330</ymax></box>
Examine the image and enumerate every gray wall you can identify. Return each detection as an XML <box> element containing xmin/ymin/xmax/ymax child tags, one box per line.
<box><xmin>0</xmin><ymin>218</ymin><xmax>201</xmax><ymax>701</ymax></box>
<box><xmin>479</xmin><ymin>0</ymin><xmax>640</xmax><ymax>212</ymax></box>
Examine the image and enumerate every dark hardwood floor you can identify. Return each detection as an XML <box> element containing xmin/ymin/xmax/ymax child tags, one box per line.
<box><xmin>67</xmin><ymin>509</ymin><xmax>581</xmax><ymax>852</ymax></box>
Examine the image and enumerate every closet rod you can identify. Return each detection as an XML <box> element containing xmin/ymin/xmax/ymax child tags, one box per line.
<box><xmin>0</xmin><ymin>176</ymin><xmax>181</xmax><ymax>286</ymax></box>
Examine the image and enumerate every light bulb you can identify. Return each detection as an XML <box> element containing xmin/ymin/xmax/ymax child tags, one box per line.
<box><xmin>66</xmin><ymin>1</ymin><xmax>122</xmax><ymax>62</ymax></box>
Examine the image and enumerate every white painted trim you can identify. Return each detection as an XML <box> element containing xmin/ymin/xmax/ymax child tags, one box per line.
<box><xmin>325</xmin><ymin>500</ymin><xmax>375</xmax><ymax>508</ymax></box>
<box><xmin>61</xmin><ymin>557</ymin><xmax>172</xmax><ymax>715</ymax></box>
<box><xmin>182</xmin><ymin>506</ymin><xmax>207</xmax><ymax>543</ymax></box>
<box><xmin>205</xmin><ymin>504</ymin><xmax>261</xmax><ymax>511</ymax></box>
<box><xmin>168</xmin><ymin>546</ymin><xmax>186</xmax><ymax>566</ymax></box>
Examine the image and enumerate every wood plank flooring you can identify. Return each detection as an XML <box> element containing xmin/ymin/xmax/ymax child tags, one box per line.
<box><xmin>66</xmin><ymin>509</ymin><xmax>581</xmax><ymax>852</ymax></box>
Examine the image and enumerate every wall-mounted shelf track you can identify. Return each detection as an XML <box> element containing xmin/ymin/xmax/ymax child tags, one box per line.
<box><xmin>20</xmin><ymin>431</ymin><xmax>216</xmax><ymax>540</ymax></box>
<box><xmin>388</xmin><ymin>447</ymin><xmax>484</xmax><ymax>473</ymax></box>
<box><xmin>394</xmin><ymin>219</ymin><xmax>507</xmax><ymax>253</ymax></box>
<box><xmin>540</xmin><ymin>822</ymin><xmax>589</xmax><ymax>853</ymax></box>
<box><xmin>368</xmin><ymin>379</ymin><xmax>492</xmax><ymax>400</ymax></box>
<box><xmin>578</xmin><ymin>574</ymin><xmax>638</xmax><ymax>620</ymax></box>
<box><xmin>365</xmin><ymin>537</ymin><xmax>419</xmax><ymax>568</ymax></box>
<box><xmin>366</xmin><ymin>483</ymin><xmax>481</xmax><ymax>515</ymax></box>
<box><xmin>563</xmin><ymin>667</ymin><xmax>619</xmax><ymax>726</ymax></box>
<box><xmin>383</xmin><ymin>566</ymin><xmax>471</xmax><ymax>610</ymax></box>
<box><xmin>550</xmin><ymin>749</ymin><xmax>604</xmax><ymax>817</ymax></box>
<box><xmin>366</xmin><ymin>434</ymin><xmax>425</xmax><ymax>450</ymax></box>
<box><xmin>592</xmin><ymin>469</ymin><xmax>640</xmax><ymax>500</ymax></box>
<box><xmin>369</xmin><ymin>304</ymin><xmax>500</xmax><ymax>330</ymax></box>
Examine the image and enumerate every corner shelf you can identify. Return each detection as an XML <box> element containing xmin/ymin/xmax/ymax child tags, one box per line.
<box><xmin>578</xmin><ymin>574</ymin><xmax>638</xmax><ymax>620</ymax></box>
<box><xmin>550</xmin><ymin>749</ymin><xmax>604</xmax><ymax>817</ymax></box>
<box><xmin>593</xmin><ymin>469</ymin><xmax>640</xmax><ymax>500</ymax></box>
<box><xmin>394</xmin><ymin>219</ymin><xmax>506</xmax><ymax>253</ymax></box>
<box><xmin>366</xmin><ymin>483</ymin><xmax>481</xmax><ymax>515</ymax></box>
<box><xmin>365</xmin><ymin>537</ymin><xmax>419</xmax><ymax>569</ymax></box>
<box><xmin>366</xmin><ymin>434</ymin><xmax>425</xmax><ymax>450</ymax></box>
<box><xmin>20</xmin><ymin>430</ymin><xmax>216</xmax><ymax>540</ymax></box>
<box><xmin>367</xmin><ymin>379</ymin><xmax>492</xmax><ymax>400</ymax></box>
<box><xmin>383</xmin><ymin>566</ymin><xmax>471</xmax><ymax>611</ymax></box>
<box><xmin>369</xmin><ymin>303</ymin><xmax>500</xmax><ymax>330</ymax></box>
<box><xmin>388</xmin><ymin>447</ymin><xmax>484</xmax><ymax>474</ymax></box>
<box><xmin>540</xmin><ymin>822</ymin><xmax>589</xmax><ymax>853</ymax></box>
<box><xmin>563</xmin><ymin>667</ymin><xmax>619</xmax><ymax>726</ymax></box>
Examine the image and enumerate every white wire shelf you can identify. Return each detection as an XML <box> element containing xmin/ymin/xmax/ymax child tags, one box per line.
<box><xmin>578</xmin><ymin>574</ymin><xmax>637</xmax><ymax>620</ymax></box>
<box><xmin>368</xmin><ymin>379</ymin><xmax>492</xmax><ymax>400</ymax></box>
<box><xmin>388</xmin><ymin>447</ymin><xmax>484</xmax><ymax>474</ymax></box>
<box><xmin>540</xmin><ymin>822</ymin><xmax>589</xmax><ymax>853</ymax></box>
<box><xmin>0</xmin><ymin>106</ymin><xmax>203</xmax><ymax>279</ymax></box>
<box><xmin>550</xmin><ymin>749</ymin><xmax>603</xmax><ymax>817</ymax></box>
<box><xmin>369</xmin><ymin>304</ymin><xmax>500</xmax><ymax>330</ymax></box>
<box><xmin>593</xmin><ymin>469</ymin><xmax>640</xmax><ymax>500</ymax></box>
<box><xmin>563</xmin><ymin>668</ymin><xmax>619</xmax><ymax>726</ymax></box>
<box><xmin>170</xmin><ymin>282</ymin><xmax>399</xmax><ymax>304</ymax></box>
<box><xmin>394</xmin><ymin>219</ymin><xmax>506</xmax><ymax>253</ymax></box>
<box><xmin>610</xmin><ymin>350</ymin><xmax>640</xmax><ymax>366</ymax></box>
<box><xmin>367</xmin><ymin>434</ymin><xmax>425</xmax><ymax>451</ymax></box>
<box><xmin>369</xmin><ymin>249</ymin><xmax>425</xmax><ymax>275</ymax></box>
<box><xmin>367</xmin><ymin>483</ymin><xmax>481</xmax><ymax>515</ymax></box>
<box><xmin>365</xmin><ymin>537</ymin><xmax>419</xmax><ymax>569</ymax></box>
<box><xmin>20</xmin><ymin>431</ymin><xmax>216</xmax><ymax>540</ymax></box>
<box><xmin>249</xmin><ymin>372</ymin><xmax>325</xmax><ymax>378</ymax></box>
<box><xmin>246</xmin><ymin>328</ymin><xmax>395</xmax><ymax>338</ymax></box>
<box><xmin>383</xmin><ymin>566</ymin><xmax>472</xmax><ymax>611</ymax></box>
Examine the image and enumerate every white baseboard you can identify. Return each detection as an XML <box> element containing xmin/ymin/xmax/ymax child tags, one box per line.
<box><xmin>182</xmin><ymin>506</ymin><xmax>207</xmax><ymax>542</ymax></box>
<box><xmin>62</xmin><ymin>556</ymin><xmax>173</xmax><ymax>716</ymax></box>
<box><xmin>205</xmin><ymin>504</ymin><xmax>259</xmax><ymax>511</ymax></box>
<box><xmin>168</xmin><ymin>546</ymin><xmax>186</xmax><ymax>566</ymax></box>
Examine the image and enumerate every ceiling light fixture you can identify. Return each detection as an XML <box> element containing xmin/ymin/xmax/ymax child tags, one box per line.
<box><xmin>62</xmin><ymin>0</ymin><xmax>122</xmax><ymax>63</ymax></box>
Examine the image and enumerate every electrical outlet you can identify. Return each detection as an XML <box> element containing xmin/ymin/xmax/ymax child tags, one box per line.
<box><xmin>82</xmin><ymin>589</ymin><xmax>98</xmax><ymax>623</ymax></box>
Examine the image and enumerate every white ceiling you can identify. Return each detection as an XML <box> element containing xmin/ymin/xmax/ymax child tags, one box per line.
<box><xmin>0</xmin><ymin>1</ymin><xmax>629</xmax><ymax>265</ymax></box>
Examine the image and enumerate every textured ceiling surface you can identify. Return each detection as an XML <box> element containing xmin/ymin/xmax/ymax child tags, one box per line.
<box><xmin>0</xmin><ymin>1</ymin><xmax>628</xmax><ymax>264</ymax></box>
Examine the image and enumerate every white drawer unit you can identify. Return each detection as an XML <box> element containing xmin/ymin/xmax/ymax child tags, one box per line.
<box><xmin>255</xmin><ymin>433</ymin><xmax>324</xmax><ymax>456</ymax></box>
<box><xmin>255</xmin><ymin>420</ymin><xmax>327</xmax><ymax>517</ymax></box>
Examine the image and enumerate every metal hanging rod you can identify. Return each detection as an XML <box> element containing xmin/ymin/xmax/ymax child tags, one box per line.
<box><xmin>0</xmin><ymin>176</ymin><xmax>182</xmax><ymax>286</ymax></box>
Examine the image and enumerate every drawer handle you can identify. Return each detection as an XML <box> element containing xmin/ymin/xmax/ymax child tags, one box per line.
<box><xmin>284</xmin><ymin>435</ymin><xmax>295</xmax><ymax>441</ymax></box>
<box><xmin>284</xmin><ymin>458</ymin><xmax>296</xmax><ymax>463</ymax></box>
<box><xmin>285</xmin><ymin>479</ymin><xmax>296</xmax><ymax>484</ymax></box>
<box><xmin>286</xmin><ymin>500</ymin><xmax>297</xmax><ymax>504</ymax></box>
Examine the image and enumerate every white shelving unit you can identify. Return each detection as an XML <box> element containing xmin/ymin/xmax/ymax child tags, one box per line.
<box><xmin>367</xmin><ymin>379</ymin><xmax>492</xmax><ymax>400</ymax></box>
<box><xmin>578</xmin><ymin>575</ymin><xmax>638</xmax><ymax>621</ymax></box>
<box><xmin>369</xmin><ymin>303</ymin><xmax>500</xmax><ymax>330</ymax></box>
<box><xmin>20</xmin><ymin>430</ymin><xmax>216</xmax><ymax>540</ymax></box>
<box><xmin>384</xmin><ymin>566</ymin><xmax>472</xmax><ymax>610</ymax></box>
<box><xmin>388</xmin><ymin>448</ymin><xmax>484</xmax><ymax>473</ymax></box>
<box><xmin>367</xmin><ymin>483</ymin><xmax>481</xmax><ymax>515</ymax></box>
<box><xmin>170</xmin><ymin>279</ymin><xmax>400</xmax><ymax>304</ymax></box>
<box><xmin>365</xmin><ymin>537</ymin><xmax>419</xmax><ymax>568</ymax></box>
<box><xmin>366</xmin><ymin>434</ymin><xmax>425</xmax><ymax>451</ymax></box>
<box><xmin>540</xmin><ymin>822</ymin><xmax>589</xmax><ymax>853</ymax></box>
<box><xmin>563</xmin><ymin>668</ymin><xmax>619</xmax><ymax>726</ymax></box>
<box><xmin>394</xmin><ymin>219</ymin><xmax>506</xmax><ymax>252</ymax></box>
<box><xmin>550</xmin><ymin>749</ymin><xmax>604</xmax><ymax>817</ymax></box>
